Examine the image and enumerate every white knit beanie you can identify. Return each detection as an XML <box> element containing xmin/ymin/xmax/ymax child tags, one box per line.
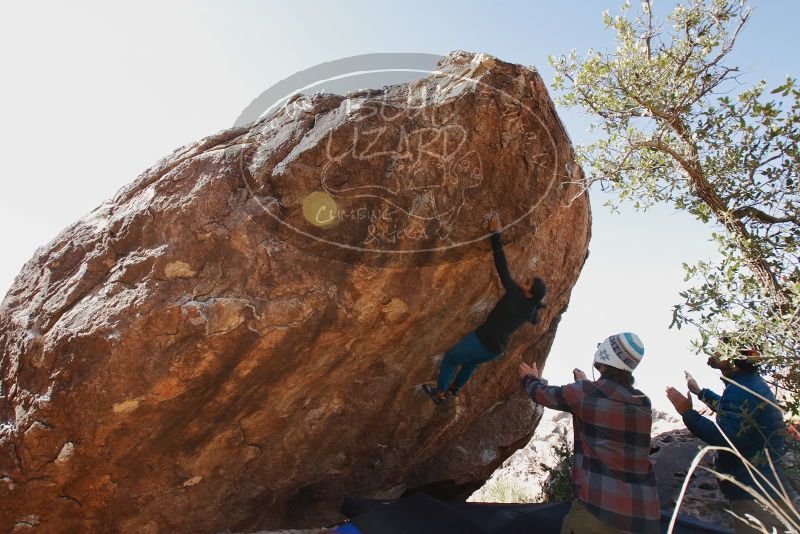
<box><xmin>594</xmin><ymin>332</ymin><xmax>645</xmax><ymax>373</ymax></box>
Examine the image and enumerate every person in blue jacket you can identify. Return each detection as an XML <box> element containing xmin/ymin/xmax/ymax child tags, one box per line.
<box><xmin>423</xmin><ymin>213</ymin><xmax>547</xmax><ymax>404</ymax></box>
<box><xmin>666</xmin><ymin>343</ymin><xmax>788</xmax><ymax>534</ymax></box>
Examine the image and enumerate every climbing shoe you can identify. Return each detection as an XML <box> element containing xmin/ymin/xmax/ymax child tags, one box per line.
<box><xmin>448</xmin><ymin>386</ymin><xmax>460</xmax><ymax>397</ymax></box>
<box><xmin>422</xmin><ymin>383</ymin><xmax>446</xmax><ymax>405</ymax></box>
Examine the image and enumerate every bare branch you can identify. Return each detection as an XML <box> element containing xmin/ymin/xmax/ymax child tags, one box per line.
<box><xmin>732</xmin><ymin>206</ymin><xmax>799</xmax><ymax>225</ymax></box>
<box><xmin>632</xmin><ymin>139</ymin><xmax>696</xmax><ymax>176</ymax></box>
<box><xmin>644</xmin><ymin>0</ymin><xmax>654</xmax><ymax>61</ymax></box>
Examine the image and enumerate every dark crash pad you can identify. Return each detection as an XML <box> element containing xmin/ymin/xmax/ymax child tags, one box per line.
<box><xmin>335</xmin><ymin>495</ymin><xmax>734</xmax><ymax>534</ymax></box>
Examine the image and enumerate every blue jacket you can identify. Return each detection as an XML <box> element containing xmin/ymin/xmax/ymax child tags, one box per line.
<box><xmin>682</xmin><ymin>371</ymin><xmax>786</xmax><ymax>501</ymax></box>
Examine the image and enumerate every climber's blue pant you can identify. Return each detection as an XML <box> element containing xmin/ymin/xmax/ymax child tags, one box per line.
<box><xmin>436</xmin><ymin>331</ymin><xmax>502</xmax><ymax>393</ymax></box>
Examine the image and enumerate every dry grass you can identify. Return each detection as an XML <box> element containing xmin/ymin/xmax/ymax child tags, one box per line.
<box><xmin>479</xmin><ymin>477</ymin><xmax>537</xmax><ymax>503</ymax></box>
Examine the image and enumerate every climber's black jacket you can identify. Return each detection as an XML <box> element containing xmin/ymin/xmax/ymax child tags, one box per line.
<box><xmin>474</xmin><ymin>232</ymin><xmax>546</xmax><ymax>355</ymax></box>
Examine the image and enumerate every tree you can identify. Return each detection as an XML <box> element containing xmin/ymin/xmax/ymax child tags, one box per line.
<box><xmin>550</xmin><ymin>0</ymin><xmax>800</xmax><ymax>413</ymax></box>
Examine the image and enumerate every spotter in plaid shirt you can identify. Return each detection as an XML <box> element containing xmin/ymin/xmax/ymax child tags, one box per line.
<box><xmin>522</xmin><ymin>374</ymin><xmax>660</xmax><ymax>534</ymax></box>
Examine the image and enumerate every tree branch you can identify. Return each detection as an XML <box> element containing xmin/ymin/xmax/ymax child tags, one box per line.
<box><xmin>732</xmin><ymin>206</ymin><xmax>799</xmax><ymax>225</ymax></box>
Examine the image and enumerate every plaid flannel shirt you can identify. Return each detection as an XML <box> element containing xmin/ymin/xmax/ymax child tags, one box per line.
<box><xmin>522</xmin><ymin>375</ymin><xmax>660</xmax><ymax>534</ymax></box>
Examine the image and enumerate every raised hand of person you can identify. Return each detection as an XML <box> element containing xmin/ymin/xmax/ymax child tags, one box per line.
<box><xmin>519</xmin><ymin>361</ymin><xmax>539</xmax><ymax>380</ymax></box>
<box><xmin>488</xmin><ymin>212</ymin><xmax>500</xmax><ymax>233</ymax></box>
<box><xmin>684</xmin><ymin>370</ymin><xmax>701</xmax><ymax>395</ymax></box>
<box><xmin>573</xmin><ymin>368</ymin><xmax>587</xmax><ymax>381</ymax></box>
<box><xmin>666</xmin><ymin>387</ymin><xmax>693</xmax><ymax>415</ymax></box>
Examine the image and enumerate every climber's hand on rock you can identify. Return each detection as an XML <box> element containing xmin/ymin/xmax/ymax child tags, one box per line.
<box><xmin>666</xmin><ymin>387</ymin><xmax>693</xmax><ymax>415</ymax></box>
<box><xmin>573</xmin><ymin>368</ymin><xmax>587</xmax><ymax>381</ymax></box>
<box><xmin>488</xmin><ymin>213</ymin><xmax>500</xmax><ymax>232</ymax></box>
<box><xmin>519</xmin><ymin>362</ymin><xmax>539</xmax><ymax>380</ymax></box>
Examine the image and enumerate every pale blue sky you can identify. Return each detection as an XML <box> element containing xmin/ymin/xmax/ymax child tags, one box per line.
<box><xmin>1</xmin><ymin>1</ymin><xmax>798</xmax><ymax>409</ymax></box>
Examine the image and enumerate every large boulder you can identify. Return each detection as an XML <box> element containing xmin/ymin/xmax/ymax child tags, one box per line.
<box><xmin>0</xmin><ymin>51</ymin><xmax>590</xmax><ymax>533</ymax></box>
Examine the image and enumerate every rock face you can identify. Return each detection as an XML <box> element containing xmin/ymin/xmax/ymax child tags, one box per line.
<box><xmin>650</xmin><ymin>429</ymin><xmax>733</xmax><ymax>528</ymax></box>
<box><xmin>470</xmin><ymin>408</ymin><xmax>683</xmax><ymax>504</ymax></box>
<box><xmin>0</xmin><ymin>51</ymin><xmax>590</xmax><ymax>533</ymax></box>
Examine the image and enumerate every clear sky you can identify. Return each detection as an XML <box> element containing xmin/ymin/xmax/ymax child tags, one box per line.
<box><xmin>1</xmin><ymin>1</ymin><xmax>798</xmax><ymax>410</ymax></box>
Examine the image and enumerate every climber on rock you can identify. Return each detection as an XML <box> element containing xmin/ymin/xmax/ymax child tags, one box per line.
<box><xmin>519</xmin><ymin>333</ymin><xmax>661</xmax><ymax>534</ymax></box>
<box><xmin>423</xmin><ymin>213</ymin><xmax>547</xmax><ymax>405</ymax></box>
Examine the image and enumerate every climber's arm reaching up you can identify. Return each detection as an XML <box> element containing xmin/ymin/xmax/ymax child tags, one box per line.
<box><xmin>487</xmin><ymin>214</ymin><xmax>516</xmax><ymax>291</ymax></box>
